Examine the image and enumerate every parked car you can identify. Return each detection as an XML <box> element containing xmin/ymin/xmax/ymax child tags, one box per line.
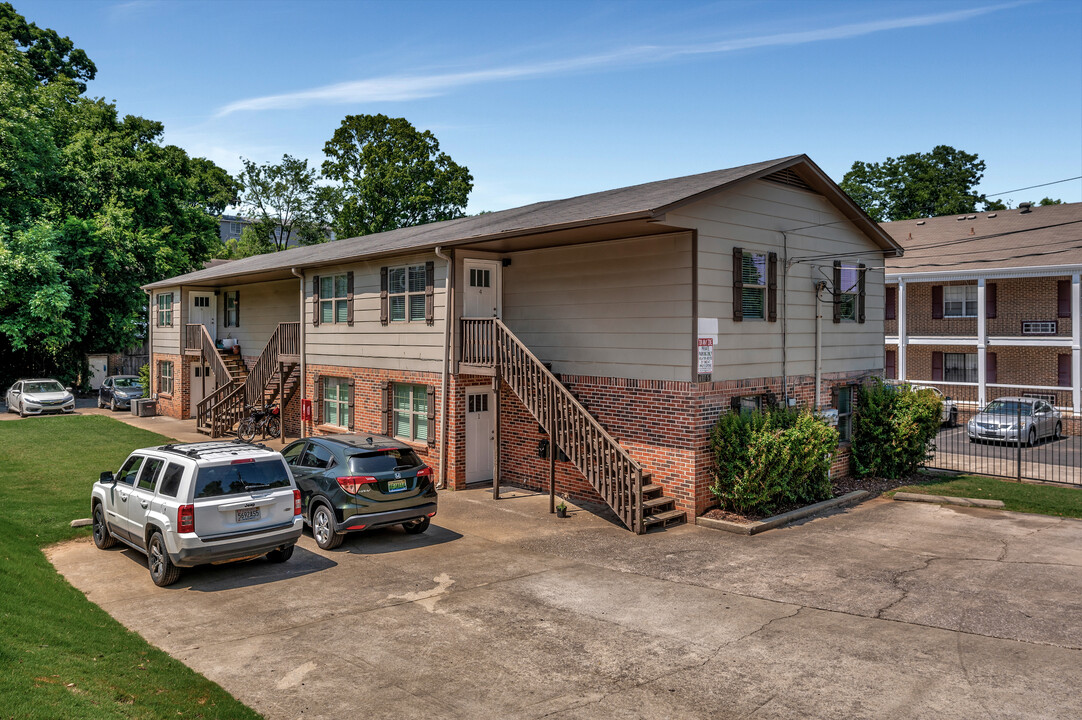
<box><xmin>281</xmin><ymin>434</ymin><xmax>438</xmax><ymax>550</ymax></box>
<box><xmin>886</xmin><ymin>381</ymin><xmax>957</xmax><ymax>426</ymax></box>
<box><xmin>966</xmin><ymin>397</ymin><xmax>1062</xmax><ymax>445</ymax></box>
<box><xmin>91</xmin><ymin>440</ymin><xmax>303</xmax><ymax>586</ymax></box>
<box><xmin>5</xmin><ymin>378</ymin><xmax>75</xmax><ymax>417</ymax></box>
<box><xmin>97</xmin><ymin>375</ymin><xmax>144</xmax><ymax>411</ymax></box>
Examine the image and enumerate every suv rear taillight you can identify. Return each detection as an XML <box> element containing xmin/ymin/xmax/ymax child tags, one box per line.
<box><xmin>177</xmin><ymin>504</ymin><xmax>195</xmax><ymax>533</ymax></box>
<box><xmin>293</xmin><ymin>489</ymin><xmax>301</xmax><ymax>516</ymax></box>
<box><xmin>416</xmin><ymin>466</ymin><xmax>433</xmax><ymax>480</ymax></box>
<box><xmin>337</xmin><ymin>476</ymin><xmax>378</xmax><ymax>494</ymax></box>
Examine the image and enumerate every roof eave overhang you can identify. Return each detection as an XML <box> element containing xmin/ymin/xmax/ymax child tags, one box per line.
<box><xmin>887</xmin><ymin>263</ymin><xmax>1082</xmax><ymax>283</ymax></box>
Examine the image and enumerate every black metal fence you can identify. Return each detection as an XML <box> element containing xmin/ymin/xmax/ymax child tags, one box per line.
<box><xmin>916</xmin><ymin>381</ymin><xmax>1081</xmax><ymax>486</ymax></box>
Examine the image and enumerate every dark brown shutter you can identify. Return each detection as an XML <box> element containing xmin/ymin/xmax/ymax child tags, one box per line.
<box><xmin>346</xmin><ymin>271</ymin><xmax>355</xmax><ymax>327</ymax></box>
<box><xmin>987</xmin><ymin>352</ymin><xmax>998</xmax><ymax>384</ymax></box>
<box><xmin>347</xmin><ymin>377</ymin><xmax>355</xmax><ymax>430</ymax></box>
<box><xmin>1058</xmin><ymin>280</ymin><xmax>1071</xmax><ymax>318</ymax></box>
<box><xmin>857</xmin><ymin>263</ymin><xmax>866</xmax><ymax>324</ymax></box>
<box><xmin>931</xmin><ymin>286</ymin><xmax>943</xmax><ymax>319</ymax></box>
<box><xmin>729</xmin><ymin>395</ymin><xmax>741</xmax><ymax>411</ymax></box>
<box><xmin>313</xmin><ymin>373</ymin><xmax>322</xmax><ymax>425</ymax></box>
<box><xmin>832</xmin><ymin>261</ymin><xmax>842</xmax><ymax>324</ymax></box>
<box><xmin>885</xmin><ymin>349</ymin><xmax>896</xmax><ymax>379</ymax></box>
<box><xmin>234</xmin><ymin>291</ymin><xmax>240</xmax><ymax>327</ymax></box>
<box><xmin>312</xmin><ymin>275</ymin><xmax>321</xmax><ymax>327</ymax></box>
<box><xmin>767</xmin><ymin>252</ymin><xmax>778</xmax><ymax>322</ymax></box>
<box><xmin>931</xmin><ymin>351</ymin><xmax>943</xmax><ymax>381</ymax></box>
<box><xmin>1058</xmin><ymin>354</ymin><xmax>1071</xmax><ymax>387</ymax></box>
<box><xmin>732</xmin><ymin>247</ymin><xmax>744</xmax><ymax>322</ymax></box>
<box><xmin>425</xmin><ymin>261</ymin><xmax>435</xmax><ymax>325</ymax></box>
<box><xmin>985</xmin><ymin>283</ymin><xmax>997</xmax><ymax>319</ymax></box>
<box><xmin>426</xmin><ymin>385</ymin><xmax>436</xmax><ymax>447</ymax></box>
<box><xmin>380</xmin><ymin>380</ymin><xmax>392</xmax><ymax>435</ymax></box>
<box><xmin>380</xmin><ymin>267</ymin><xmax>389</xmax><ymax>325</ymax></box>
<box><xmin>885</xmin><ymin>287</ymin><xmax>896</xmax><ymax>320</ymax></box>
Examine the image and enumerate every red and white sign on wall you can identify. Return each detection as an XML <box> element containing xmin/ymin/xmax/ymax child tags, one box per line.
<box><xmin>697</xmin><ymin>337</ymin><xmax>714</xmax><ymax>375</ymax></box>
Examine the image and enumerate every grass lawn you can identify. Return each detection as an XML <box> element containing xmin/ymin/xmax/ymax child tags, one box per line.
<box><xmin>0</xmin><ymin>414</ymin><xmax>260</xmax><ymax>719</ymax></box>
<box><xmin>893</xmin><ymin>474</ymin><xmax>1082</xmax><ymax>519</ymax></box>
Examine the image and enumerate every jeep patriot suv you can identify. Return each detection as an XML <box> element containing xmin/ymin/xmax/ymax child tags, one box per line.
<box><xmin>91</xmin><ymin>440</ymin><xmax>303</xmax><ymax>586</ymax></box>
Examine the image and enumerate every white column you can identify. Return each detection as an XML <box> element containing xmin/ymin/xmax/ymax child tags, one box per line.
<box><xmin>897</xmin><ymin>280</ymin><xmax>907</xmax><ymax>381</ymax></box>
<box><xmin>1072</xmin><ymin>273</ymin><xmax>1080</xmax><ymax>415</ymax></box>
<box><xmin>977</xmin><ymin>278</ymin><xmax>987</xmax><ymax>409</ymax></box>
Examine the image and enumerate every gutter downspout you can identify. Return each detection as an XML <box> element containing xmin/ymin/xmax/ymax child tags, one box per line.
<box><xmin>781</xmin><ymin>232</ymin><xmax>789</xmax><ymax>404</ymax></box>
<box><xmin>291</xmin><ymin>268</ymin><xmax>307</xmax><ymax>439</ymax></box>
<box><xmin>814</xmin><ymin>280</ymin><xmax>825</xmax><ymax>409</ymax></box>
<box><xmin>144</xmin><ymin>289</ymin><xmax>154</xmax><ymax>399</ymax></box>
<box><xmin>434</xmin><ymin>246</ymin><xmax>453</xmax><ymax>490</ymax></box>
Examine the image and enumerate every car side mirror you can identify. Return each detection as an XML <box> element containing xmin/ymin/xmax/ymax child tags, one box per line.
<box><xmin>66</xmin><ymin>386</ymin><xmax>73</xmax><ymax>393</ymax></box>
<box><xmin>944</xmin><ymin>396</ymin><xmax>952</xmax><ymax>402</ymax></box>
<box><xmin>99</xmin><ymin>471</ymin><xmax>114</xmax><ymax>484</ymax></box>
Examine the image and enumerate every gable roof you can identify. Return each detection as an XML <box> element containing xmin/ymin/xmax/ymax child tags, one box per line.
<box><xmin>145</xmin><ymin>154</ymin><xmax>899</xmax><ymax>289</ymax></box>
<box><xmin>883</xmin><ymin>202</ymin><xmax>1082</xmax><ymax>276</ymax></box>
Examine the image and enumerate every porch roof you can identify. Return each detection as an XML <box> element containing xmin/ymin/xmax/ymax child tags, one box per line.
<box><xmin>145</xmin><ymin>154</ymin><xmax>901</xmax><ymax>290</ymax></box>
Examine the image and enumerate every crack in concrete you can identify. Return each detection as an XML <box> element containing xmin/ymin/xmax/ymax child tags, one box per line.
<box><xmin>876</xmin><ymin>555</ymin><xmax>934</xmax><ymax>619</ymax></box>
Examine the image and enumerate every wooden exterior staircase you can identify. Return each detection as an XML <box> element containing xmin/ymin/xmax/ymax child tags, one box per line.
<box><xmin>191</xmin><ymin>322</ymin><xmax>301</xmax><ymax>438</ymax></box>
<box><xmin>461</xmin><ymin>317</ymin><xmax>685</xmax><ymax>533</ymax></box>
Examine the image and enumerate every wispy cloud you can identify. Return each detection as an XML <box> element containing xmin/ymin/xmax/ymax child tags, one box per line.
<box><xmin>217</xmin><ymin>2</ymin><xmax>1022</xmax><ymax>116</ymax></box>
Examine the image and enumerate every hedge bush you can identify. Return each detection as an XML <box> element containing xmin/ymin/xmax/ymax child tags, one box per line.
<box><xmin>851</xmin><ymin>379</ymin><xmax>942</xmax><ymax>479</ymax></box>
<box><xmin>709</xmin><ymin>407</ymin><xmax>838</xmax><ymax>517</ymax></box>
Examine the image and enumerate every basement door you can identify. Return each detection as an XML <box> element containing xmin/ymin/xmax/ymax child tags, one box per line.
<box><xmin>465</xmin><ymin>389</ymin><xmax>494</xmax><ymax>484</ymax></box>
<box><xmin>189</xmin><ymin>363</ymin><xmax>215</xmax><ymax>417</ymax></box>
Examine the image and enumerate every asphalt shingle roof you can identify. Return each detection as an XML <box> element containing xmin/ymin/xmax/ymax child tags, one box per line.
<box><xmin>883</xmin><ymin>202</ymin><xmax>1082</xmax><ymax>275</ymax></box>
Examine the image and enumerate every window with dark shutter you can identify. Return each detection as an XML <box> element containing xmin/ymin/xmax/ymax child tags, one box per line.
<box><xmin>767</xmin><ymin>252</ymin><xmax>778</xmax><ymax>322</ymax></box>
<box><xmin>857</xmin><ymin>263</ymin><xmax>866</xmax><ymax>324</ymax></box>
<box><xmin>426</xmin><ymin>385</ymin><xmax>436</xmax><ymax>446</ymax></box>
<box><xmin>932</xmin><ymin>351</ymin><xmax>943</xmax><ymax>381</ymax></box>
<box><xmin>931</xmin><ymin>285</ymin><xmax>943</xmax><ymax>319</ymax></box>
<box><xmin>347</xmin><ymin>377</ymin><xmax>355</xmax><ymax>430</ymax></box>
<box><xmin>832</xmin><ymin>262</ymin><xmax>841</xmax><ymax>323</ymax></box>
<box><xmin>380</xmin><ymin>267</ymin><xmax>389</xmax><ymax>325</ymax></box>
<box><xmin>1058</xmin><ymin>354</ymin><xmax>1071</xmax><ymax>387</ymax></box>
<box><xmin>1058</xmin><ymin>280</ymin><xmax>1071</xmax><ymax>318</ymax></box>
<box><xmin>987</xmin><ymin>352</ymin><xmax>997</xmax><ymax>384</ymax></box>
<box><xmin>312</xmin><ymin>275</ymin><xmax>321</xmax><ymax>327</ymax></box>
<box><xmin>346</xmin><ymin>272</ymin><xmax>355</xmax><ymax>327</ymax></box>
<box><xmin>885</xmin><ymin>349</ymin><xmax>896</xmax><ymax>379</ymax></box>
<box><xmin>425</xmin><ymin>261</ymin><xmax>435</xmax><ymax>325</ymax></box>
<box><xmin>732</xmin><ymin>247</ymin><xmax>743</xmax><ymax>322</ymax></box>
<box><xmin>885</xmin><ymin>287</ymin><xmax>896</xmax><ymax>320</ymax></box>
<box><xmin>986</xmin><ymin>283</ymin><xmax>997</xmax><ymax>319</ymax></box>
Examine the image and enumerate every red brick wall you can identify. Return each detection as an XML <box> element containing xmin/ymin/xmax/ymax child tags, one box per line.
<box><xmin>152</xmin><ymin>353</ymin><xmax>186</xmax><ymax>419</ymax></box>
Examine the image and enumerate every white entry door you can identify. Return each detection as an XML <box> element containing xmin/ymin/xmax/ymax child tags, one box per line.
<box><xmin>189</xmin><ymin>292</ymin><xmax>217</xmax><ymax>339</ymax></box>
<box><xmin>190</xmin><ymin>363</ymin><xmax>216</xmax><ymax>416</ymax></box>
<box><xmin>88</xmin><ymin>354</ymin><xmax>109</xmax><ymax>389</ymax></box>
<box><xmin>463</xmin><ymin>259</ymin><xmax>501</xmax><ymax>318</ymax></box>
<box><xmin>465</xmin><ymin>389</ymin><xmax>494</xmax><ymax>484</ymax></box>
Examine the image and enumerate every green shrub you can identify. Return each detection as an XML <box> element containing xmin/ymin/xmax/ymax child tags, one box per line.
<box><xmin>138</xmin><ymin>362</ymin><xmax>150</xmax><ymax>397</ymax></box>
<box><xmin>851</xmin><ymin>379</ymin><xmax>941</xmax><ymax>479</ymax></box>
<box><xmin>709</xmin><ymin>407</ymin><xmax>837</xmax><ymax>516</ymax></box>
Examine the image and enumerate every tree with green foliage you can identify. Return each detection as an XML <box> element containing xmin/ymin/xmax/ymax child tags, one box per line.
<box><xmin>321</xmin><ymin>114</ymin><xmax>473</xmax><ymax>238</ymax></box>
<box><xmin>0</xmin><ymin>2</ymin><xmax>95</xmax><ymax>90</ymax></box>
<box><xmin>234</xmin><ymin>154</ymin><xmax>334</xmax><ymax>252</ymax></box>
<box><xmin>851</xmin><ymin>380</ymin><xmax>942</xmax><ymax>479</ymax></box>
<box><xmin>841</xmin><ymin>145</ymin><xmax>995</xmax><ymax>222</ymax></box>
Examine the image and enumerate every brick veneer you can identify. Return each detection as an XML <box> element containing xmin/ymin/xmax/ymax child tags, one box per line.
<box><xmin>152</xmin><ymin>353</ymin><xmax>186</xmax><ymax>419</ymax></box>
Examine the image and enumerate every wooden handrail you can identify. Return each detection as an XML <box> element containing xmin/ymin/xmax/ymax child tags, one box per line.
<box><xmin>464</xmin><ymin>317</ymin><xmax>645</xmax><ymax>533</ymax></box>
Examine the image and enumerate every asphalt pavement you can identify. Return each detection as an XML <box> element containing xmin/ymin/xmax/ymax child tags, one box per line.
<box><xmin>932</xmin><ymin>424</ymin><xmax>1082</xmax><ymax>482</ymax></box>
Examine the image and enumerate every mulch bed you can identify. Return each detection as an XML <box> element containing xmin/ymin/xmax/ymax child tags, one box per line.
<box><xmin>701</xmin><ymin>473</ymin><xmax>925</xmax><ymax>525</ymax></box>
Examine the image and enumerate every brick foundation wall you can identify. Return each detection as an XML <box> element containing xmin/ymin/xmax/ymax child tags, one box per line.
<box><xmin>152</xmin><ymin>353</ymin><xmax>186</xmax><ymax>419</ymax></box>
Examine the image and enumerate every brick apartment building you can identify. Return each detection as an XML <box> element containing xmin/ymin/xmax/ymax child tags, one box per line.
<box><xmin>884</xmin><ymin>201</ymin><xmax>1082</xmax><ymax>413</ymax></box>
<box><xmin>144</xmin><ymin>155</ymin><xmax>900</xmax><ymax>532</ymax></box>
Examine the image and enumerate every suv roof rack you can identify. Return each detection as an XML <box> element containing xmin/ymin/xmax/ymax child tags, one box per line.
<box><xmin>158</xmin><ymin>440</ymin><xmax>273</xmax><ymax>460</ymax></box>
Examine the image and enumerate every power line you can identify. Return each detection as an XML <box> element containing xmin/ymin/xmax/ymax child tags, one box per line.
<box><xmin>984</xmin><ymin>176</ymin><xmax>1082</xmax><ymax>197</ymax></box>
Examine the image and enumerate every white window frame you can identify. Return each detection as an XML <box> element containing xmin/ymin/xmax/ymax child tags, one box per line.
<box><xmin>156</xmin><ymin>293</ymin><xmax>173</xmax><ymax>327</ymax></box>
<box><xmin>319</xmin><ymin>274</ymin><xmax>349</xmax><ymax>325</ymax></box>
<box><xmin>159</xmin><ymin>361</ymin><xmax>174</xmax><ymax>395</ymax></box>
<box><xmin>943</xmin><ymin>285</ymin><xmax>978</xmax><ymax>318</ymax></box>
<box><xmin>393</xmin><ymin>383</ymin><xmax>428</xmax><ymax>443</ymax></box>
<box><xmin>944</xmin><ymin>352</ymin><xmax>978</xmax><ymax>383</ymax></box>
<box><xmin>224</xmin><ymin>291</ymin><xmax>239</xmax><ymax>327</ymax></box>
<box><xmin>1022</xmin><ymin>321</ymin><xmax>1056</xmax><ymax>335</ymax></box>
<box><xmin>741</xmin><ymin>252</ymin><xmax>767</xmax><ymax>321</ymax></box>
<box><xmin>388</xmin><ymin>264</ymin><xmax>427</xmax><ymax>323</ymax></box>
<box><xmin>836</xmin><ymin>266</ymin><xmax>860</xmax><ymax>322</ymax></box>
<box><xmin>836</xmin><ymin>385</ymin><xmax>856</xmax><ymax>442</ymax></box>
<box><xmin>322</xmin><ymin>377</ymin><xmax>350</xmax><ymax>428</ymax></box>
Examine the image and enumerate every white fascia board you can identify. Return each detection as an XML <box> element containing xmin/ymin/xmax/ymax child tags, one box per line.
<box><xmin>887</xmin><ymin>335</ymin><xmax>1073</xmax><ymax>347</ymax></box>
<box><xmin>886</xmin><ymin>264</ymin><xmax>1082</xmax><ymax>284</ymax></box>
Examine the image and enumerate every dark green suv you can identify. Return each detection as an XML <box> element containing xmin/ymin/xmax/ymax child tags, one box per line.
<box><xmin>282</xmin><ymin>434</ymin><xmax>437</xmax><ymax>550</ymax></box>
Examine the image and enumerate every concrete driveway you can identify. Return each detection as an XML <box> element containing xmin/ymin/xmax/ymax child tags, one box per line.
<box><xmin>49</xmin><ymin>489</ymin><xmax>1082</xmax><ymax>719</ymax></box>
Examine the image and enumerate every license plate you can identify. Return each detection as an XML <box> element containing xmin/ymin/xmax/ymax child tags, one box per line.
<box><xmin>387</xmin><ymin>479</ymin><xmax>408</xmax><ymax>493</ymax></box>
<box><xmin>236</xmin><ymin>508</ymin><xmax>260</xmax><ymax>522</ymax></box>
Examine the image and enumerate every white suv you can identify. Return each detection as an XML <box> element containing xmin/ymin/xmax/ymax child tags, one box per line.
<box><xmin>91</xmin><ymin>441</ymin><xmax>304</xmax><ymax>586</ymax></box>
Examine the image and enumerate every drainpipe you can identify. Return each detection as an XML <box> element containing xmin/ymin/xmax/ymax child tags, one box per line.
<box><xmin>434</xmin><ymin>246</ymin><xmax>453</xmax><ymax>490</ymax></box>
<box><xmin>291</xmin><ymin>268</ymin><xmax>307</xmax><ymax>439</ymax></box>
<box><xmin>815</xmin><ymin>281</ymin><xmax>825</xmax><ymax>409</ymax></box>
<box><xmin>144</xmin><ymin>289</ymin><xmax>154</xmax><ymax>398</ymax></box>
<box><xmin>781</xmin><ymin>232</ymin><xmax>789</xmax><ymax>404</ymax></box>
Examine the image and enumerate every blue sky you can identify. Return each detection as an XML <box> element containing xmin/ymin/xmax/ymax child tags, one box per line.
<box><xmin>16</xmin><ymin>0</ymin><xmax>1082</xmax><ymax>212</ymax></box>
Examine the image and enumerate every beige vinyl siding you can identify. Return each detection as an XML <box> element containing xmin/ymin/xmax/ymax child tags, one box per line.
<box><xmin>150</xmin><ymin>286</ymin><xmax>181</xmax><ymax>354</ymax></box>
<box><xmin>669</xmin><ymin>179</ymin><xmax>885</xmax><ymax>381</ymax></box>
<box><xmin>305</xmin><ymin>254</ymin><xmax>447</xmax><ymax>372</ymax></box>
<box><xmin>216</xmin><ymin>279</ymin><xmax>299</xmax><ymax>353</ymax></box>
<box><xmin>502</xmin><ymin>233</ymin><xmax>692</xmax><ymax>381</ymax></box>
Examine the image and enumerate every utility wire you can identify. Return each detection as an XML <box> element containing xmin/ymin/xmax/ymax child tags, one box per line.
<box><xmin>984</xmin><ymin>176</ymin><xmax>1082</xmax><ymax>197</ymax></box>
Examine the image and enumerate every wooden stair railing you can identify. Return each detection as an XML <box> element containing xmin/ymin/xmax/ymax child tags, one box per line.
<box><xmin>189</xmin><ymin>324</ymin><xmax>238</xmax><ymax>434</ymax></box>
<box><xmin>203</xmin><ymin>322</ymin><xmax>301</xmax><ymax>438</ymax></box>
<box><xmin>466</xmin><ymin>317</ymin><xmax>647</xmax><ymax>533</ymax></box>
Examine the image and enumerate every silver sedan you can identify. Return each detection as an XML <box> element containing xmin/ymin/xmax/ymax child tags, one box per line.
<box><xmin>5</xmin><ymin>378</ymin><xmax>76</xmax><ymax>417</ymax></box>
<box><xmin>966</xmin><ymin>397</ymin><xmax>1062</xmax><ymax>446</ymax></box>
